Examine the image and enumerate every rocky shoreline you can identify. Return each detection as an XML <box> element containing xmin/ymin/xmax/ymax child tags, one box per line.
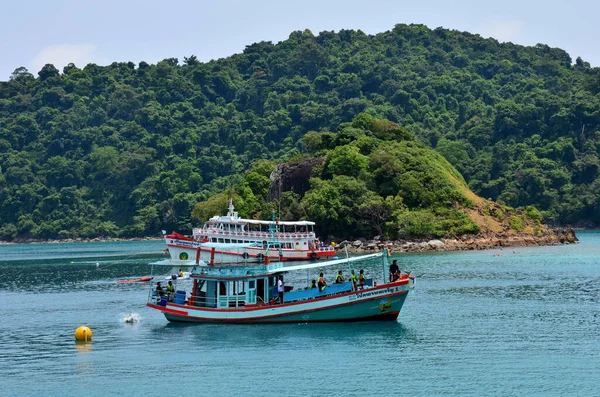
<box><xmin>338</xmin><ymin>227</ymin><xmax>579</xmax><ymax>254</ymax></box>
<box><xmin>0</xmin><ymin>228</ymin><xmax>580</xmax><ymax>255</ymax></box>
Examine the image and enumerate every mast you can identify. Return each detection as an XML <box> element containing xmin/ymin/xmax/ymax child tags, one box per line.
<box><xmin>227</xmin><ymin>198</ymin><xmax>234</xmax><ymax>217</ymax></box>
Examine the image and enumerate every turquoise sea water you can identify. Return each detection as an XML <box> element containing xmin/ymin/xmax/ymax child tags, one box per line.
<box><xmin>1</xmin><ymin>231</ymin><xmax>599</xmax><ymax>396</ymax></box>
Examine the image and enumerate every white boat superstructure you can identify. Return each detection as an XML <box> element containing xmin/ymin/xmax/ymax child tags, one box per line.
<box><xmin>163</xmin><ymin>200</ymin><xmax>336</xmax><ymax>265</ymax></box>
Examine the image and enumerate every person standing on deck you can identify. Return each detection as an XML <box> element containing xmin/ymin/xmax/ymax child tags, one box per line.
<box><xmin>277</xmin><ymin>275</ymin><xmax>285</xmax><ymax>304</ymax></box>
<box><xmin>156</xmin><ymin>282</ymin><xmax>164</xmax><ymax>296</ymax></box>
<box><xmin>335</xmin><ymin>270</ymin><xmax>345</xmax><ymax>283</ymax></box>
<box><xmin>389</xmin><ymin>260</ymin><xmax>400</xmax><ymax>282</ymax></box>
<box><xmin>358</xmin><ymin>269</ymin><xmax>365</xmax><ymax>289</ymax></box>
<box><xmin>350</xmin><ymin>270</ymin><xmax>358</xmax><ymax>290</ymax></box>
<box><xmin>317</xmin><ymin>272</ymin><xmax>327</xmax><ymax>292</ymax></box>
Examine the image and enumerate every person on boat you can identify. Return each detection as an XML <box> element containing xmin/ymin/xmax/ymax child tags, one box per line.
<box><xmin>156</xmin><ymin>282</ymin><xmax>164</xmax><ymax>297</ymax></box>
<box><xmin>389</xmin><ymin>260</ymin><xmax>400</xmax><ymax>282</ymax></box>
<box><xmin>277</xmin><ymin>275</ymin><xmax>285</xmax><ymax>304</ymax></box>
<box><xmin>178</xmin><ymin>269</ymin><xmax>184</xmax><ymax>278</ymax></box>
<box><xmin>350</xmin><ymin>270</ymin><xmax>358</xmax><ymax>290</ymax></box>
<box><xmin>317</xmin><ymin>272</ymin><xmax>327</xmax><ymax>292</ymax></box>
<box><xmin>335</xmin><ymin>270</ymin><xmax>345</xmax><ymax>283</ymax></box>
<box><xmin>167</xmin><ymin>280</ymin><xmax>175</xmax><ymax>301</ymax></box>
<box><xmin>358</xmin><ymin>269</ymin><xmax>365</xmax><ymax>289</ymax></box>
<box><xmin>309</xmin><ymin>279</ymin><xmax>317</xmax><ymax>289</ymax></box>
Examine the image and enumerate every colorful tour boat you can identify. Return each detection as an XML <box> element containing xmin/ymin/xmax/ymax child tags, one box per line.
<box><xmin>146</xmin><ymin>250</ymin><xmax>412</xmax><ymax>324</ymax></box>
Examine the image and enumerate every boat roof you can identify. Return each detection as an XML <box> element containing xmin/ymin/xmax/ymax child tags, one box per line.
<box><xmin>272</xmin><ymin>252</ymin><xmax>382</xmax><ymax>274</ymax></box>
<box><xmin>206</xmin><ymin>216</ymin><xmax>315</xmax><ymax>227</ymax></box>
<box><xmin>150</xmin><ymin>259</ymin><xmax>203</xmax><ymax>267</ymax></box>
<box><xmin>189</xmin><ymin>252</ymin><xmax>384</xmax><ymax>279</ymax></box>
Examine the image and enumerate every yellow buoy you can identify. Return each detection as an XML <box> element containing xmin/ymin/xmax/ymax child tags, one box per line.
<box><xmin>74</xmin><ymin>326</ymin><xmax>92</xmax><ymax>342</ymax></box>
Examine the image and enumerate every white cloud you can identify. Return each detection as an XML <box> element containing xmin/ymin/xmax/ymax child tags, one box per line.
<box><xmin>481</xmin><ymin>21</ymin><xmax>524</xmax><ymax>43</ymax></box>
<box><xmin>28</xmin><ymin>44</ymin><xmax>98</xmax><ymax>74</ymax></box>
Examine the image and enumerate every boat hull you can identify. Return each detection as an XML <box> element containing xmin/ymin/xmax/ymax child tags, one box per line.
<box><xmin>147</xmin><ymin>282</ymin><xmax>409</xmax><ymax>324</ymax></box>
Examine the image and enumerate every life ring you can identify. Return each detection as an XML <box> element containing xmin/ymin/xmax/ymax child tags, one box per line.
<box><xmin>310</xmin><ymin>252</ymin><xmax>317</xmax><ymax>260</ymax></box>
<box><xmin>242</xmin><ymin>252</ymin><xmax>249</xmax><ymax>259</ymax></box>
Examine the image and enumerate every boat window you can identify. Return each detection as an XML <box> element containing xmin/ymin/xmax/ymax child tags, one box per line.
<box><xmin>218</xmin><ymin>238</ymin><xmax>223</xmax><ymax>243</ymax></box>
<box><xmin>225</xmin><ymin>239</ymin><xmax>230</xmax><ymax>244</ymax></box>
<box><xmin>248</xmin><ymin>280</ymin><xmax>255</xmax><ymax>289</ymax></box>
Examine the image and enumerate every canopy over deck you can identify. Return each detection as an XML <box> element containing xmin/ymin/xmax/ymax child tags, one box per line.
<box><xmin>188</xmin><ymin>252</ymin><xmax>384</xmax><ymax>279</ymax></box>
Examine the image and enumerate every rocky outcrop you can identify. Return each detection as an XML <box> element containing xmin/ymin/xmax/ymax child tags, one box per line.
<box><xmin>268</xmin><ymin>157</ymin><xmax>325</xmax><ymax>200</ymax></box>
<box><xmin>337</xmin><ymin>227</ymin><xmax>579</xmax><ymax>253</ymax></box>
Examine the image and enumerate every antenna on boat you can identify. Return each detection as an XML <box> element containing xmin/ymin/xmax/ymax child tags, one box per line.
<box><xmin>227</xmin><ymin>198</ymin><xmax>234</xmax><ymax>217</ymax></box>
<box><xmin>382</xmin><ymin>248</ymin><xmax>389</xmax><ymax>283</ymax></box>
<box><xmin>278</xmin><ymin>175</ymin><xmax>282</xmax><ymax>221</ymax></box>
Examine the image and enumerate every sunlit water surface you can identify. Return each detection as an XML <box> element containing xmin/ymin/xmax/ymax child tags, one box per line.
<box><xmin>1</xmin><ymin>232</ymin><xmax>599</xmax><ymax>396</ymax></box>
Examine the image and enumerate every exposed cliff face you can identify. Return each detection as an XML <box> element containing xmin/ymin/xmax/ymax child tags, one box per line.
<box><xmin>267</xmin><ymin>157</ymin><xmax>324</xmax><ymax>200</ymax></box>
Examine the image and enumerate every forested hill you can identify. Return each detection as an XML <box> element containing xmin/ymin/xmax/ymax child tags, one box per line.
<box><xmin>1</xmin><ymin>24</ymin><xmax>599</xmax><ymax>240</ymax></box>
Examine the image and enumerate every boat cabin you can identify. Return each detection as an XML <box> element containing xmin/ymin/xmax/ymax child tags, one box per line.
<box><xmin>181</xmin><ymin>263</ymin><xmax>287</xmax><ymax>308</ymax></box>
<box><xmin>150</xmin><ymin>260</ymin><xmax>376</xmax><ymax>309</ymax></box>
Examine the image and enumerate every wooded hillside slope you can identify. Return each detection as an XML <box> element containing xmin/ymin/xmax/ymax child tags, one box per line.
<box><xmin>1</xmin><ymin>24</ymin><xmax>598</xmax><ymax>239</ymax></box>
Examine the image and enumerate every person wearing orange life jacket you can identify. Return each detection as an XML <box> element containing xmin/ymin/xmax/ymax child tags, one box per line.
<box><xmin>358</xmin><ymin>269</ymin><xmax>365</xmax><ymax>289</ymax></box>
<box><xmin>335</xmin><ymin>270</ymin><xmax>345</xmax><ymax>284</ymax></box>
<box><xmin>317</xmin><ymin>272</ymin><xmax>327</xmax><ymax>292</ymax></box>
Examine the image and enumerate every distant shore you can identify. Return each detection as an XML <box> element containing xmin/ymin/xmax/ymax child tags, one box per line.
<box><xmin>0</xmin><ymin>236</ymin><xmax>163</xmax><ymax>245</ymax></box>
<box><xmin>0</xmin><ymin>228</ymin><xmax>580</xmax><ymax>254</ymax></box>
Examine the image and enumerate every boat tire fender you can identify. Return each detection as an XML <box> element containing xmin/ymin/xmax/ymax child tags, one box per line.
<box><xmin>242</xmin><ymin>252</ymin><xmax>249</xmax><ymax>259</ymax></box>
<box><xmin>310</xmin><ymin>252</ymin><xmax>317</xmax><ymax>260</ymax></box>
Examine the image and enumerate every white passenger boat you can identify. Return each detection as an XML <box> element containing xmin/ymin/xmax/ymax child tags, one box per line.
<box><xmin>163</xmin><ymin>200</ymin><xmax>336</xmax><ymax>265</ymax></box>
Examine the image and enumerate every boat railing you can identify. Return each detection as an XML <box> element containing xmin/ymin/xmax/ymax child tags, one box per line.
<box><xmin>148</xmin><ymin>289</ymin><xmax>251</xmax><ymax>309</ymax></box>
<box><xmin>194</xmin><ymin>228</ymin><xmax>318</xmax><ymax>240</ymax></box>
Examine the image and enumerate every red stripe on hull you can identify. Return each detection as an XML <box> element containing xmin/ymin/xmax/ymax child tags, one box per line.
<box><xmin>166</xmin><ymin>243</ymin><xmax>335</xmax><ymax>260</ymax></box>
<box><xmin>147</xmin><ymin>304</ymin><xmax>189</xmax><ymax>317</ymax></box>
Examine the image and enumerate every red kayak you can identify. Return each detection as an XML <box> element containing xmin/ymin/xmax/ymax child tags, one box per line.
<box><xmin>118</xmin><ymin>276</ymin><xmax>154</xmax><ymax>283</ymax></box>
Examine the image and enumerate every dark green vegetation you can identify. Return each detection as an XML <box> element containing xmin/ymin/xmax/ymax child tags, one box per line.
<box><xmin>1</xmin><ymin>24</ymin><xmax>599</xmax><ymax>240</ymax></box>
<box><xmin>193</xmin><ymin>115</ymin><xmax>484</xmax><ymax>239</ymax></box>
<box><xmin>194</xmin><ymin>115</ymin><xmax>545</xmax><ymax>240</ymax></box>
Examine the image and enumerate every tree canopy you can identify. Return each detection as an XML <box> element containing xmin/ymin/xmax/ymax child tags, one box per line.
<box><xmin>1</xmin><ymin>23</ymin><xmax>599</xmax><ymax>240</ymax></box>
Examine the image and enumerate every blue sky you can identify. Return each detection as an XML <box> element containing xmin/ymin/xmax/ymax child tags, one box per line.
<box><xmin>1</xmin><ymin>0</ymin><xmax>597</xmax><ymax>81</ymax></box>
